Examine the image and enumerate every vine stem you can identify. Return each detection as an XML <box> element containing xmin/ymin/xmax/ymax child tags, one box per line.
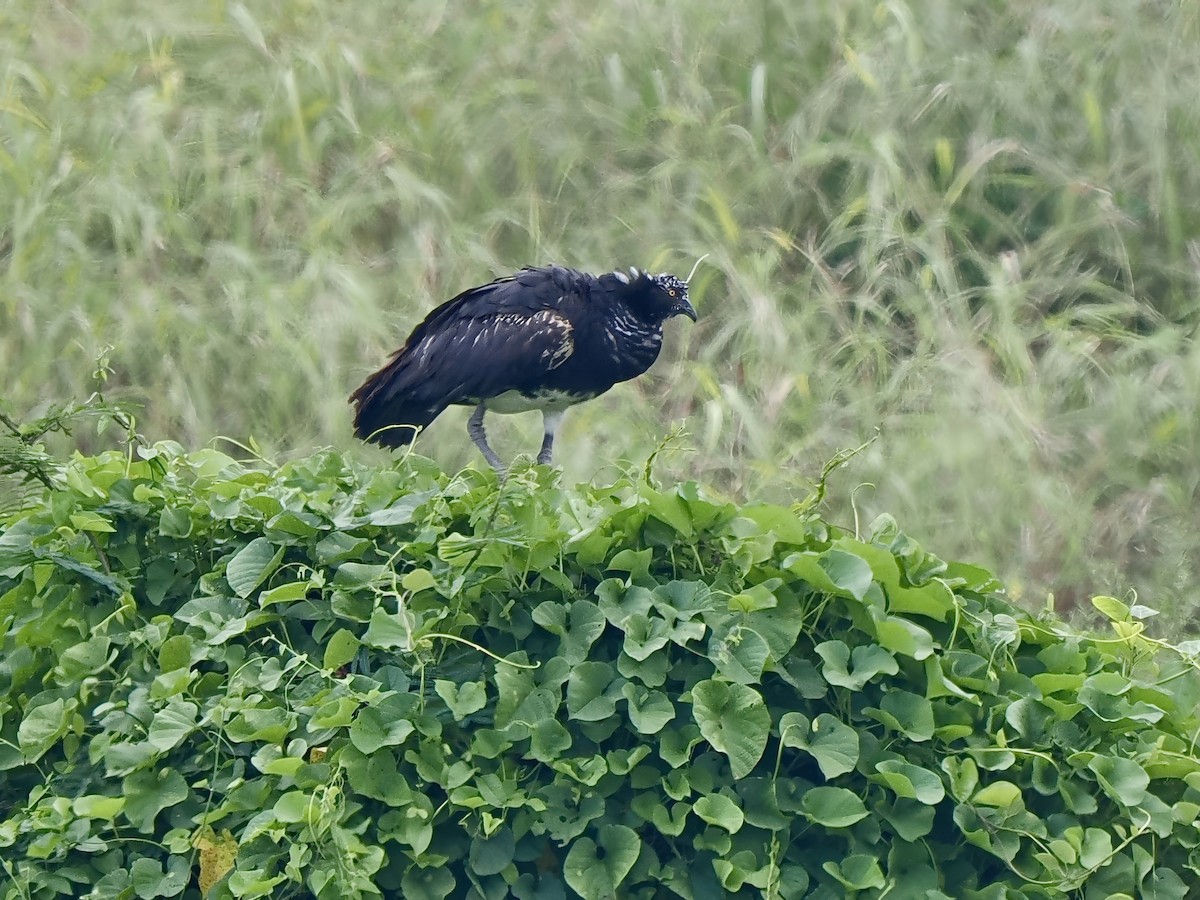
<box><xmin>420</xmin><ymin>632</ymin><xmax>540</xmax><ymax>669</ymax></box>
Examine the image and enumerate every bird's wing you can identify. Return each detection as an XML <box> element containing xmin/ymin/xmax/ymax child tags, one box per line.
<box><xmin>402</xmin><ymin>305</ymin><xmax>576</xmax><ymax>404</ymax></box>
<box><xmin>404</xmin><ymin>266</ymin><xmax>585</xmax><ymax>346</ymax></box>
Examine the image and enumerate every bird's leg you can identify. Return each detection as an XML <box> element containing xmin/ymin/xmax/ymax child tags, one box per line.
<box><xmin>468</xmin><ymin>404</ymin><xmax>506</xmax><ymax>473</ymax></box>
<box><xmin>537</xmin><ymin>410</ymin><xmax>564</xmax><ymax>465</ymax></box>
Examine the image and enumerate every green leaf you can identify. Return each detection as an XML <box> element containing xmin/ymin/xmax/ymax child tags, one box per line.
<box><xmin>622</xmin><ymin>683</ymin><xmax>675</xmax><ymax>734</ymax></box>
<box><xmin>641</xmin><ymin>485</ymin><xmax>693</xmax><ymax>537</ymax></box>
<box><xmin>871</xmin><ymin>761</ymin><xmax>946</xmax><ymax>804</ymax></box>
<box><xmin>342</xmin><ymin>746</ymin><xmax>413</xmax><ymax>806</ymax></box>
<box><xmin>72</xmin><ymin>795</ymin><xmax>125</xmax><ymax>820</ymax></box>
<box><xmin>1073</xmin><ymin>827</ymin><xmax>1113</xmax><ymax>870</ymax></box>
<box><xmin>972</xmin><ymin>781</ymin><xmax>1022</xmax><ymax>807</ymax></box>
<box><xmin>400</xmin><ymin>865</ymin><xmax>455</xmax><ymax>900</ymax></box>
<box><xmin>873</xmin><ymin>615</ymin><xmax>936</xmax><ymax>659</ymax></box>
<box><xmin>539</xmin><ymin>786</ymin><xmax>606</xmax><ymax>842</ymax></box>
<box><xmin>314</xmin><ymin>531</ymin><xmax>371</xmax><ymax>565</ymax></box>
<box><xmin>323</xmin><ymin>628</ymin><xmax>360</xmax><ymax>671</ymax></box>
<box><xmin>123</xmin><ymin>769</ymin><xmax>189</xmax><ymax>831</ymax></box>
<box><xmin>70</xmin><ymin>510</ymin><xmax>116</xmax><ymax>533</ymax></box>
<box><xmin>633</xmin><ymin>794</ymin><xmax>690</xmax><ymax>836</ymax></box>
<box><xmin>1092</xmin><ymin>595</ymin><xmax>1131</xmax><ymax>622</ymax></box>
<box><xmin>1079</xmin><ymin>675</ymin><xmax>1166</xmax><ymax>724</ymax></box>
<box><xmin>147</xmin><ymin>700</ymin><xmax>199</xmax><ymax>752</ymax></box>
<box><xmin>49</xmin><ymin>551</ymin><xmax>126</xmax><ymax>595</ymax></box>
<box><xmin>349</xmin><ymin>695</ymin><xmax>418</xmax><ymax>754</ymax></box>
<box><xmin>402</xmin><ymin>567</ymin><xmax>438</xmax><ymax>593</ymax></box>
<box><xmin>469</xmin><ymin>828</ymin><xmax>516</xmax><ymax>876</ymax></box>
<box><xmin>131</xmin><ymin>856</ymin><xmax>190</xmax><ymax>899</ymax></box>
<box><xmin>228</xmin><ymin>869</ymin><xmax>286</xmax><ymax>897</ymax></box>
<box><xmin>691</xmin><ymin>680</ymin><xmax>770</xmax><ymax>779</ymax></box>
<box><xmin>367</xmin><ymin>491</ymin><xmax>434</xmax><ymax>526</ymax></box>
<box><xmin>56</xmin><ymin>635</ymin><xmax>113</xmax><ymax>680</ymax></box>
<box><xmin>157</xmin><ymin>635</ymin><xmax>193</xmax><ymax>672</ymax></box>
<box><xmin>362</xmin><ymin>607</ymin><xmax>410</xmax><ymax>650</ymax></box>
<box><xmin>258</xmin><ymin>580</ymin><xmax>311</xmax><ymax>607</ymax></box>
<box><xmin>1088</xmin><ymin>755</ymin><xmax>1150</xmax><ymax>807</ymax></box>
<box><xmin>819</xmin><ymin>548</ymin><xmax>874</xmax><ymax>601</ymax></box>
<box><xmin>18</xmin><ymin>698</ymin><xmax>68</xmax><ymax>760</ymax></box>
<box><xmin>942</xmin><ymin>756</ymin><xmax>980</xmax><ymax>801</ymax></box>
<box><xmin>779</xmin><ymin>712</ymin><xmax>859</xmax><ymax>779</ymax></box>
<box><xmin>567</xmin><ymin>661</ymin><xmax>619</xmax><ymax>721</ymax></box>
<box><xmin>621</xmin><ymin>613</ymin><xmax>671</xmax><ymax>661</ymax></box>
<box><xmin>158</xmin><ymin>506</ymin><xmax>192</xmax><ymax>537</ymax></box>
<box><xmin>563</xmin><ymin>824</ymin><xmax>639</xmax><ymax>899</ymax></box>
<box><xmin>334</xmin><ymin>562</ymin><xmax>390</xmax><ymax>588</ymax></box>
<box><xmin>800</xmin><ymin>786</ymin><xmax>869</xmax><ymax>827</ymax></box>
<box><xmin>529</xmin><ymin>717</ymin><xmax>573</xmax><ymax>761</ymax></box>
<box><xmin>735</xmin><ymin>778</ymin><xmax>789</xmax><ymax>831</ymax></box>
<box><xmin>309</xmin><ymin>695</ymin><xmax>358</xmax><ymax>729</ymax></box>
<box><xmin>533</xmin><ymin>599</ymin><xmax>607</xmax><ymax>664</ymax></box>
<box><xmin>694</xmin><ymin>793</ymin><xmax>745</xmax><ymax>833</ymax></box>
<box><xmin>728</xmin><ymin>583</ymin><xmax>777</xmax><ymax>613</ymax></box>
<box><xmin>879</xmin><ymin>797</ymin><xmax>935</xmax><ymax>841</ymax></box>
<box><xmin>225</xmin><ymin>538</ymin><xmax>283</xmax><ymax>598</ymax></box>
<box><xmin>435</xmin><ymin>679</ymin><xmax>488</xmax><ymax>721</ymax></box>
<box><xmin>885</xmin><ymin>580</ymin><xmax>957</xmax><ymax>622</ymax></box>
<box><xmin>866</xmin><ymin>690</ymin><xmax>935</xmax><ymax>741</ymax></box>
<box><xmin>815</xmin><ymin>640</ymin><xmax>898</xmax><ymax>690</ymax></box>
<box><xmin>607</xmin><ymin>548</ymin><xmax>653</xmax><ymax>580</ymax></box>
<box><xmin>225</xmin><ymin>705</ymin><xmax>295</xmax><ymax>743</ymax></box>
<box><xmin>710</xmin><ymin>624</ymin><xmax>770</xmax><ymax>685</ymax></box>
<box><xmin>823</xmin><ymin>854</ymin><xmax>885</xmax><ymax>890</ymax></box>
<box><xmin>273</xmin><ymin>791</ymin><xmax>316</xmax><ymax>824</ymax></box>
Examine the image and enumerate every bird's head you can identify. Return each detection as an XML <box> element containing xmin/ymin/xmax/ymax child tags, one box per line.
<box><xmin>616</xmin><ymin>268</ymin><xmax>698</xmax><ymax>324</ymax></box>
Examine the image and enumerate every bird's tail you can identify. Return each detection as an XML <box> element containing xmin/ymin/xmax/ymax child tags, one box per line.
<box><xmin>349</xmin><ymin>355</ymin><xmax>443</xmax><ymax>448</ymax></box>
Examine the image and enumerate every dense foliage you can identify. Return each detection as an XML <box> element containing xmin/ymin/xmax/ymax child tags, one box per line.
<box><xmin>2</xmin><ymin>445</ymin><xmax>1199</xmax><ymax>898</ymax></box>
<box><xmin>3</xmin><ymin>0</ymin><xmax>1199</xmax><ymax>620</ymax></box>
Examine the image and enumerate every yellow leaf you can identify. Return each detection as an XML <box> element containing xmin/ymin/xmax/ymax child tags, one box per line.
<box><xmin>934</xmin><ymin>138</ymin><xmax>955</xmax><ymax>181</ymax></box>
<box><xmin>194</xmin><ymin>826</ymin><xmax>238</xmax><ymax>895</ymax></box>
<box><xmin>0</xmin><ymin>98</ymin><xmax>48</xmax><ymax>130</ymax></box>
<box><xmin>705</xmin><ymin>187</ymin><xmax>740</xmax><ymax>243</ymax></box>
<box><xmin>1082</xmin><ymin>89</ymin><xmax>1105</xmax><ymax>152</ymax></box>
<box><xmin>842</xmin><ymin>46</ymin><xmax>878</xmax><ymax>90</ymax></box>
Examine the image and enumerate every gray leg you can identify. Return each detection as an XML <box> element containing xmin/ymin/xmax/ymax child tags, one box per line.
<box><xmin>468</xmin><ymin>404</ymin><xmax>505</xmax><ymax>472</ymax></box>
<box><xmin>538</xmin><ymin>410</ymin><xmax>564</xmax><ymax>465</ymax></box>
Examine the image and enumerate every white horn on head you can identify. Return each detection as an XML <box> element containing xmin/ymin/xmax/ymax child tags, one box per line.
<box><xmin>684</xmin><ymin>254</ymin><xmax>709</xmax><ymax>285</ymax></box>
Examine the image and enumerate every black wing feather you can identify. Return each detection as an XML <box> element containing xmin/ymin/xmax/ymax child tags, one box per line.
<box><xmin>350</xmin><ymin>267</ymin><xmax>586</xmax><ymax>447</ymax></box>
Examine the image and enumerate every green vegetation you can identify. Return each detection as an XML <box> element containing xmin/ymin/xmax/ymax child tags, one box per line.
<box><xmin>2</xmin><ymin>1</ymin><xmax>1198</xmax><ymax>620</ymax></box>
<box><xmin>3</xmin><ymin>444</ymin><xmax>1200</xmax><ymax>898</ymax></box>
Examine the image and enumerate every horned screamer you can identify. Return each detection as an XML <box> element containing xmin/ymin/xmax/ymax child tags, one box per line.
<box><xmin>350</xmin><ymin>264</ymin><xmax>698</xmax><ymax>471</ymax></box>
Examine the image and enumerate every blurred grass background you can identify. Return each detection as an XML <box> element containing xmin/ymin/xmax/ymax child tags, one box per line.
<box><xmin>2</xmin><ymin>0</ymin><xmax>1198</xmax><ymax>626</ymax></box>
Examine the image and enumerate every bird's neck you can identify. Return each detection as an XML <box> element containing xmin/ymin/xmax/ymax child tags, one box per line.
<box><xmin>603</xmin><ymin>307</ymin><xmax>664</xmax><ymax>375</ymax></box>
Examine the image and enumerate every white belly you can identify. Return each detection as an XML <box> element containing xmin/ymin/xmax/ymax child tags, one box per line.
<box><xmin>481</xmin><ymin>389</ymin><xmax>592</xmax><ymax>414</ymax></box>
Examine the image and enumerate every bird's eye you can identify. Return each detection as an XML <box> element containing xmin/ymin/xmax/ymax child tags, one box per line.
<box><xmin>667</xmin><ymin>288</ymin><xmax>677</xmax><ymax>297</ymax></box>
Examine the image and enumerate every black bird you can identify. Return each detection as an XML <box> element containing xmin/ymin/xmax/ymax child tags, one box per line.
<box><xmin>350</xmin><ymin>264</ymin><xmax>698</xmax><ymax>470</ymax></box>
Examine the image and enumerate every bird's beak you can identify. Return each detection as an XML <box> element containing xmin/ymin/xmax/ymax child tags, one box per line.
<box><xmin>673</xmin><ymin>299</ymin><xmax>698</xmax><ymax>322</ymax></box>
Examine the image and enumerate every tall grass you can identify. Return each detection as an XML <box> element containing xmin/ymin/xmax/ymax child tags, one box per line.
<box><xmin>2</xmin><ymin>0</ymin><xmax>1198</xmax><ymax>625</ymax></box>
